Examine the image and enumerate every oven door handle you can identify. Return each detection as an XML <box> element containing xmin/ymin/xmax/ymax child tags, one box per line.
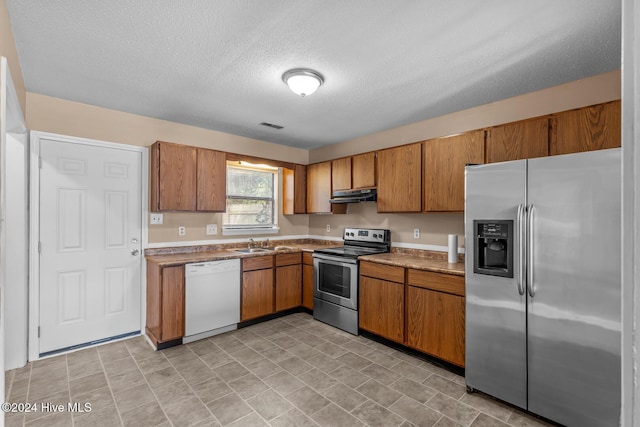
<box><xmin>312</xmin><ymin>254</ymin><xmax>358</xmax><ymax>265</ymax></box>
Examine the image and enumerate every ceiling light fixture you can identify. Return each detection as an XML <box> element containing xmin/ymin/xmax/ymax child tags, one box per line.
<box><xmin>282</xmin><ymin>68</ymin><xmax>324</xmax><ymax>97</ymax></box>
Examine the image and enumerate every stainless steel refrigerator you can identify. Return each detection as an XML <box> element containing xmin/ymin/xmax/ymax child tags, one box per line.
<box><xmin>464</xmin><ymin>148</ymin><xmax>621</xmax><ymax>427</ymax></box>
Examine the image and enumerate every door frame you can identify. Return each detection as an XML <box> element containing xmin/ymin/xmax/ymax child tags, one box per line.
<box><xmin>28</xmin><ymin>131</ymin><xmax>148</xmax><ymax>361</ymax></box>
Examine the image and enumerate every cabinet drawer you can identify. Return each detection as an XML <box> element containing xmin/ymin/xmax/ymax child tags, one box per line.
<box><xmin>407</xmin><ymin>269</ymin><xmax>464</xmax><ymax>296</ymax></box>
<box><xmin>360</xmin><ymin>261</ymin><xmax>404</xmax><ymax>284</ymax></box>
<box><xmin>242</xmin><ymin>256</ymin><xmax>274</xmax><ymax>271</ymax></box>
<box><xmin>302</xmin><ymin>252</ymin><xmax>314</xmax><ymax>265</ymax></box>
<box><xmin>276</xmin><ymin>252</ymin><xmax>302</xmax><ymax>267</ymax></box>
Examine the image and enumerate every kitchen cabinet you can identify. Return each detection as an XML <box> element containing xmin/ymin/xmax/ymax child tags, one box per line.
<box><xmin>377</xmin><ymin>143</ymin><xmax>422</xmax><ymax>212</ymax></box>
<box><xmin>275</xmin><ymin>253</ymin><xmax>302</xmax><ymax>311</ymax></box>
<box><xmin>423</xmin><ymin>130</ymin><xmax>484</xmax><ymax>212</ymax></box>
<box><xmin>302</xmin><ymin>252</ymin><xmax>314</xmax><ymax>310</ymax></box>
<box><xmin>307</xmin><ymin>161</ymin><xmax>346</xmax><ymax>214</ymax></box>
<box><xmin>241</xmin><ymin>256</ymin><xmax>274</xmax><ymax>321</ymax></box>
<box><xmin>551</xmin><ymin>100</ymin><xmax>621</xmax><ymax>155</ymax></box>
<box><xmin>332</xmin><ymin>157</ymin><xmax>352</xmax><ymax>191</ymax></box>
<box><xmin>146</xmin><ymin>262</ymin><xmax>185</xmax><ymax>347</ymax></box>
<box><xmin>150</xmin><ymin>141</ymin><xmax>197</xmax><ymax>211</ymax></box>
<box><xmin>486</xmin><ymin>117</ymin><xmax>549</xmax><ymax>163</ymax></box>
<box><xmin>352</xmin><ymin>152</ymin><xmax>376</xmax><ymax>189</ymax></box>
<box><xmin>406</xmin><ymin>269</ymin><xmax>465</xmax><ymax>367</ymax></box>
<box><xmin>196</xmin><ymin>148</ymin><xmax>226</xmax><ymax>211</ymax></box>
<box><xmin>359</xmin><ymin>261</ymin><xmax>405</xmax><ymax>343</ymax></box>
<box><xmin>283</xmin><ymin>164</ymin><xmax>307</xmax><ymax>215</ymax></box>
<box><xmin>150</xmin><ymin>141</ymin><xmax>226</xmax><ymax>212</ymax></box>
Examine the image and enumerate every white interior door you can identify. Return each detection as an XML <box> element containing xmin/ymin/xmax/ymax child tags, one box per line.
<box><xmin>38</xmin><ymin>138</ymin><xmax>142</xmax><ymax>355</ymax></box>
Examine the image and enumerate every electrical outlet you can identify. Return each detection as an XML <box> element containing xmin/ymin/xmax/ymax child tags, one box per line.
<box><xmin>206</xmin><ymin>224</ymin><xmax>218</xmax><ymax>235</ymax></box>
<box><xmin>326</xmin><ymin>224</ymin><xmax>331</xmax><ymax>232</ymax></box>
<box><xmin>150</xmin><ymin>213</ymin><xmax>163</xmax><ymax>225</ymax></box>
<box><xmin>178</xmin><ymin>226</ymin><xmax>186</xmax><ymax>236</ymax></box>
<box><xmin>413</xmin><ymin>228</ymin><xmax>420</xmax><ymax>239</ymax></box>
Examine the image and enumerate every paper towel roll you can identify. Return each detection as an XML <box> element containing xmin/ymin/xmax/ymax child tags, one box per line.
<box><xmin>448</xmin><ymin>234</ymin><xmax>458</xmax><ymax>263</ymax></box>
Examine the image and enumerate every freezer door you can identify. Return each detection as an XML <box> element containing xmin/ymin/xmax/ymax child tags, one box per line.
<box><xmin>464</xmin><ymin>160</ymin><xmax>527</xmax><ymax>409</ymax></box>
<box><xmin>527</xmin><ymin>149</ymin><xmax>620</xmax><ymax>427</ymax></box>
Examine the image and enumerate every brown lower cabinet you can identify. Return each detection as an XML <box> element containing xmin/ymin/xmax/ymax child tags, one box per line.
<box><xmin>241</xmin><ymin>253</ymin><xmax>304</xmax><ymax>321</ymax></box>
<box><xmin>302</xmin><ymin>252</ymin><xmax>314</xmax><ymax>310</ymax></box>
<box><xmin>275</xmin><ymin>253</ymin><xmax>302</xmax><ymax>311</ymax></box>
<box><xmin>241</xmin><ymin>256</ymin><xmax>275</xmax><ymax>321</ymax></box>
<box><xmin>359</xmin><ymin>262</ymin><xmax>405</xmax><ymax>343</ymax></box>
<box><xmin>358</xmin><ymin>261</ymin><xmax>466</xmax><ymax>367</ymax></box>
<box><xmin>406</xmin><ymin>269</ymin><xmax>465</xmax><ymax>367</ymax></box>
<box><xmin>146</xmin><ymin>262</ymin><xmax>185</xmax><ymax>347</ymax></box>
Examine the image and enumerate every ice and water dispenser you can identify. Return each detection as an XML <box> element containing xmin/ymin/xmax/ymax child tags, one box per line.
<box><xmin>473</xmin><ymin>220</ymin><xmax>514</xmax><ymax>278</ymax></box>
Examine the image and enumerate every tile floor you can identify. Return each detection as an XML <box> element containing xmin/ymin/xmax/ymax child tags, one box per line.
<box><xmin>4</xmin><ymin>313</ymin><xmax>555</xmax><ymax>427</ymax></box>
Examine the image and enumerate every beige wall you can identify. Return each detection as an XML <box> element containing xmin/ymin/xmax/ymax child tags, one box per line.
<box><xmin>26</xmin><ymin>93</ymin><xmax>310</xmax><ymax>244</ymax></box>
<box><xmin>310</xmin><ymin>203</ymin><xmax>464</xmax><ymax>249</ymax></box>
<box><xmin>309</xmin><ymin>70</ymin><xmax>621</xmax><ymax>163</ymax></box>
<box><xmin>0</xmin><ymin>0</ymin><xmax>25</xmax><ymax>114</ymax></box>
<box><xmin>308</xmin><ymin>70</ymin><xmax>621</xmax><ymax>250</ymax></box>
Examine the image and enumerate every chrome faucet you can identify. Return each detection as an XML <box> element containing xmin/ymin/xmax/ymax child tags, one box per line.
<box><xmin>262</xmin><ymin>238</ymin><xmax>270</xmax><ymax>248</ymax></box>
<box><xmin>248</xmin><ymin>238</ymin><xmax>256</xmax><ymax>249</ymax></box>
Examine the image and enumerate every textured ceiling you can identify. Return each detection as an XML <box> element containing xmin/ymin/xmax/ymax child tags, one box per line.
<box><xmin>6</xmin><ymin>1</ymin><xmax>621</xmax><ymax>150</ymax></box>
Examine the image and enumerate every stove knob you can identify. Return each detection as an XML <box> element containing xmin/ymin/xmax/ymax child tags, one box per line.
<box><xmin>373</xmin><ymin>234</ymin><xmax>378</xmax><ymax>238</ymax></box>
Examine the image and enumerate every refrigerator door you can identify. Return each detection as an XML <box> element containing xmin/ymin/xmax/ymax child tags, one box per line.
<box><xmin>527</xmin><ymin>148</ymin><xmax>620</xmax><ymax>427</ymax></box>
<box><xmin>464</xmin><ymin>160</ymin><xmax>527</xmax><ymax>409</ymax></box>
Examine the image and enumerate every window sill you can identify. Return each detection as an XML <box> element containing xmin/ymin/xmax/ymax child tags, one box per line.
<box><xmin>222</xmin><ymin>226</ymin><xmax>280</xmax><ymax>236</ymax></box>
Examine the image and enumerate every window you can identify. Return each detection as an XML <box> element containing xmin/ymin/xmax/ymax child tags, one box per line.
<box><xmin>222</xmin><ymin>163</ymin><xmax>279</xmax><ymax>235</ymax></box>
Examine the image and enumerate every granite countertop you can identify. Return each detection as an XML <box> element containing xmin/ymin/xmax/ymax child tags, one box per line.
<box><xmin>146</xmin><ymin>243</ymin><xmax>339</xmax><ymax>267</ymax></box>
<box><xmin>358</xmin><ymin>251</ymin><xmax>465</xmax><ymax>276</ymax></box>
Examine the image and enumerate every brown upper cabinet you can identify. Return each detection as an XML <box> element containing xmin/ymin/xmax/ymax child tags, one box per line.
<box><xmin>283</xmin><ymin>164</ymin><xmax>307</xmax><ymax>215</ymax></box>
<box><xmin>377</xmin><ymin>143</ymin><xmax>422</xmax><ymax>212</ymax></box>
<box><xmin>331</xmin><ymin>157</ymin><xmax>352</xmax><ymax>191</ymax></box>
<box><xmin>196</xmin><ymin>148</ymin><xmax>226</xmax><ymax>211</ymax></box>
<box><xmin>486</xmin><ymin>117</ymin><xmax>550</xmax><ymax>163</ymax></box>
<box><xmin>423</xmin><ymin>130</ymin><xmax>484</xmax><ymax>212</ymax></box>
<box><xmin>551</xmin><ymin>100</ymin><xmax>621</xmax><ymax>155</ymax></box>
<box><xmin>331</xmin><ymin>152</ymin><xmax>376</xmax><ymax>192</ymax></box>
<box><xmin>352</xmin><ymin>152</ymin><xmax>376</xmax><ymax>189</ymax></box>
<box><xmin>150</xmin><ymin>141</ymin><xmax>226</xmax><ymax>212</ymax></box>
<box><xmin>307</xmin><ymin>161</ymin><xmax>346</xmax><ymax>214</ymax></box>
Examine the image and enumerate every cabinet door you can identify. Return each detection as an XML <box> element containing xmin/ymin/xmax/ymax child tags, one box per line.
<box><xmin>283</xmin><ymin>165</ymin><xmax>307</xmax><ymax>215</ymax></box>
<box><xmin>242</xmin><ymin>269</ymin><xmax>274</xmax><ymax>321</ymax></box>
<box><xmin>352</xmin><ymin>152</ymin><xmax>376</xmax><ymax>189</ymax></box>
<box><xmin>359</xmin><ymin>276</ymin><xmax>404</xmax><ymax>343</ymax></box>
<box><xmin>487</xmin><ymin>117</ymin><xmax>549</xmax><ymax>163</ymax></box>
<box><xmin>332</xmin><ymin>157</ymin><xmax>352</xmax><ymax>191</ymax></box>
<box><xmin>161</xmin><ymin>266</ymin><xmax>185</xmax><ymax>341</ymax></box>
<box><xmin>377</xmin><ymin>143</ymin><xmax>422</xmax><ymax>212</ymax></box>
<box><xmin>302</xmin><ymin>264</ymin><xmax>314</xmax><ymax>310</ymax></box>
<box><xmin>424</xmin><ymin>130</ymin><xmax>484</xmax><ymax>212</ymax></box>
<box><xmin>276</xmin><ymin>264</ymin><xmax>302</xmax><ymax>311</ymax></box>
<box><xmin>307</xmin><ymin>161</ymin><xmax>332</xmax><ymax>213</ymax></box>
<box><xmin>197</xmin><ymin>148</ymin><xmax>226</xmax><ymax>211</ymax></box>
<box><xmin>407</xmin><ymin>286</ymin><xmax>465</xmax><ymax>367</ymax></box>
<box><xmin>552</xmin><ymin>100</ymin><xmax>621</xmax><ymax>155</ymax></box>
<box><xmin>153</xmin><ymin>141</ymin><xmax>197</xmax><ymax>211</ymax></box>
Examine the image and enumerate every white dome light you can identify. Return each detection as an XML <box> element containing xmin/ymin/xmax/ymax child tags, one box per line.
<box><xmin>282</xmin><ymin>69</ymin><xmax>324</xmax><ymax>97</ymax></box>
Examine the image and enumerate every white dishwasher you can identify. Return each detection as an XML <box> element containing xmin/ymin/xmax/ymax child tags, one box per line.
<box><xmin>184</xmin><ymin>259</ymin><xmax>241</xmax><ymax>343</ymax></box>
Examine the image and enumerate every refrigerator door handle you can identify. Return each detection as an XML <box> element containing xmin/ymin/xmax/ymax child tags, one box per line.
<box><xmin>517</xmin><ymin>204</ymin><xmax>526</xmax><ymax>296</ymax></box>
<box><xmin>527</xmin><ymin>204</ymin><xmax>536</xmax><ymax>297</ymax></box>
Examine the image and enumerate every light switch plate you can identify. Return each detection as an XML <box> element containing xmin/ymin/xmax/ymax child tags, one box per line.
<box><xmin>178</xmin><ymin>226</ymin><xmax>186</xmax><ymax>236</ymax></box>
<box><xmin>206</xmin><ymin>224</ymin><xmax>218</xmax><ymax>235</ymax></box>
<box><xmin>150</xmin><ymin>213</ymin><xmax>163</xmax><ymax>225</ymax></box>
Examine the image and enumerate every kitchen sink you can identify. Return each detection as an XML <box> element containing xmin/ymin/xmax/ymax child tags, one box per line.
<box><xmin>233</xmin><ymin>248</ymin><xmax>273</xmax><ymax>253</ymax></box>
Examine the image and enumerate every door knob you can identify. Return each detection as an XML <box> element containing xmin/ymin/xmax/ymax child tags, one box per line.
<box><xmin>131</xmin><ymin>249</ymin><xmax>140</xmax><ymax>256</ymax></box>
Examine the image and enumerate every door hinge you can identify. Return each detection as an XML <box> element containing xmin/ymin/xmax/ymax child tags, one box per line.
<box><xmin>37</xmin><ymin>326</ymin><xmax>40</xmax><ymax>338</ymax></box>
<box><xmin>38</xmin><ymin>156</ymin><xmax>42</xmax><ymax>169</ymax></box>
<box><xmin>38</xmin><ymin>241</ymin><xmax>41</xmax><ymax>254</ymax></box>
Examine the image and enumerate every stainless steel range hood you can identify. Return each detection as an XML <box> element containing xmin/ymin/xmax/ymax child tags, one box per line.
<box><xmin>329</xmin><ymin>188</ymin><xmax>377</xmax><ymax>204</ymax></box>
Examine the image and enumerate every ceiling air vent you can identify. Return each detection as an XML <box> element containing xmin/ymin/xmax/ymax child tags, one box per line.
<box><xmin>260</xmin><ymin>122</ymin><xmax>284</xmax><ymax>130</ymax></box>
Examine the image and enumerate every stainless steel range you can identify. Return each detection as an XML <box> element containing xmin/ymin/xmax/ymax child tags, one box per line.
<box><xmin>313</xmin><ymin>227</ymin><xmax>391</xmax><ymax>334</ymax></box>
